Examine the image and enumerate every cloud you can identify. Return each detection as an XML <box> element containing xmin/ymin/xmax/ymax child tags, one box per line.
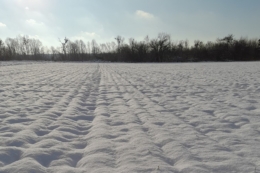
<box><xmin>23</xmin><ymin>19</ymin><xmax>51</xmax><ymax>39</ymax></box>
<box><xmin>25</xmin><ymin>6</ymin><xmax>29</xmax><ymax>10</ymax></box>
<box><xmin>26</xmin><ymin>19</ymin><xmax>44</xmax><ymax>26</ymax></box>
<box><xmin>0</xmin><ymin>22</ymin><xmax>7</xmax><ymax>27</ymax></box>
<box><xmin>82</xmin><ymin>32</ymin><xmax>100</xmax><ymax>38</ymax></box>
<box><xmin>72</xmin><ymin>31</ymin><xmax>100</xmax><ymax>41</ymax></box>
<box><xmin>135</xmin><ymin>10</ymin><xmax>155</xmax><ymax>20</ymax></box>
<box><xmin>29</xmin><ymin>34</ymin><xmax>40</xmax><ymax>39</ymax></box>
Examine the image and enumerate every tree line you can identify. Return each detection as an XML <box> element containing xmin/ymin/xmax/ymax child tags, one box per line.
<box><xmin>0</xmin><ymin>33</ymin><xmax>260</xmax><ymax>62</ymax></box>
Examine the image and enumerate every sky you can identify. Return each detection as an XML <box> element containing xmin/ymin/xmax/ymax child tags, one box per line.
<box><xmin>0</xmin><ymin>0</ymin><xmax>260</xmax><ymax>47</ymax></box>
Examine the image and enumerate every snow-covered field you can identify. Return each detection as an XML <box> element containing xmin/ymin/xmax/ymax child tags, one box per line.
<box><xmin>0</xmin><ymin>61</ymin><xmax>44</xmax><ymax>67</ymax></box>
<box><xmin>0</xmin><ymin>62</ymin><xmax>260</xmax><ymax>173</ymax></box>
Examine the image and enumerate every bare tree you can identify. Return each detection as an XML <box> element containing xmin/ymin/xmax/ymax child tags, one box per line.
<box><xmin>150</xmin><ymin>33</ymin><xmax>171</xmax><ymax>62</ymax></box>
<box><xmin>59</xmin><ymin>37</ymin><xmax>69</xmax><ymax>61</ymax></box>
<box><xmin>91</xmin><ymin>39</ymin><xmax>100</xmax><ymax>57</ymax></box>
<box><xmin>76</xmin><ymin>40</ymin><xmax>87</xmax><ymax>61</ymax></box>
<box><xmin>23</xmin><ymin>35</ymin><xmax>30</xmax><ymax>55</ymax></box>
<box><xmin>87</xmin><ymin>41</ymin><xmax>91</xmax><ymax>54</ymax></box>
<box><xmin>258</xmin><ymin>39</ymin><xmax>260</xmax><ymax>50</ymax></box>
<box><xmin>5</xmin><ymin>38</ymin><xmax>19</xmax><ymax>59</ymax></box>
<box><xmin>50</xmin><ymin>46</ymin><xmax>60</xmax><ymax>61</ymax></box>
<box><xmin>115</xmin><ymin>36</ymin><xmax>125</xmax><ymax>61</ymax></box>
<box><xmin>67</xmin><ymin>40</ymin><xmax>80</xmax><ymax>61</ymax></box>
<box><xmin>29</xmin><ymin>39</ymin><xmax>42</xmax><ymax>56</ymax></box>
<box><xmin>115</xmin><ymin>35</ymin><xmax>124</xmax><ymax>53</ymax></box>
<box><xmin>77</xmin><ymin>40</ymin><xmax>86</xmax><ymax>54</ymax></box>
<box><xmin>0</xmin><ymin>39</ymin><xmax>4</xmax><ymax>60</ymax></box>
<box><xmin>218</xmin><ymin>34</ymin><xmax>234</xmax><ymax>45</ymax></box>
<box><xmin>128</xmin><ymin>37</ymin><xmax>150</xmax><ymax>62</ymax></box>
<box><xmin>100</xmin><ymin>43</ymin><xmax>108</xmax><ymax>53</ymax></box>
<box><xmin>129</xmin><ymin>38</ymin><xmax>136</xmax><ymax>52</ymax></box>
<box><xmin>110</xmin><ymin>41</ymin><xmax>117</xmax><ymax>52</ymax></box>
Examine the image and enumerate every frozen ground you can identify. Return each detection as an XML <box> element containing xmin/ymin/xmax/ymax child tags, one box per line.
<box><xmin>0</xmin><ymin>62</ymin><xmax>260</xmax><ymax>173</ymax></box>
<box><xmin>0</xmin><ymin>61</ymin><xmax>44</xmax><ymax>67</ymax></box>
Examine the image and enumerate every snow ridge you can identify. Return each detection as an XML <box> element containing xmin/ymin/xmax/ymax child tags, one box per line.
<box><xmin>0</xmin><ymin>62</ymin><xmax>260</xmax><ymax>173</ymax></box>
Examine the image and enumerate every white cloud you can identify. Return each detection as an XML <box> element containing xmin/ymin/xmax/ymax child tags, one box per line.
<box><xmin>135</xmin><ymin>10</ymin><xmax>155</xmax><ymax>20</ymax></box>
<box><xmin>25</xmin><ymin>6</ymin><xmax>29</xmax><ymax>10</ymax></box>
<box><xmin>29</xmin><ymin>35</ymin><xmax>40</xmax><ymax>39</ymax></box>
<box><xmin>82</xmin><ymin>32</ymin><xmax>100</xmax><ymax>38</ymax></box>
<box><xmin>26</xmin><ymin>19</ymin><xmax>44</xmax><ymax>26</ymax></box>
<box><xmin>72</xmin><ymin>31</ymin><xmax>100</xmax><ymax>41</ymax></box>
<box><xmin>0</xmin><ymin>22</ymin><xmax>7</xmax><ymax>27</ymax></box>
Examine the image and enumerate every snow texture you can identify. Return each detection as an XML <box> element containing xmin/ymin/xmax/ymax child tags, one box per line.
<box><xmin>0</xmin><ymin>62</ymin><xmax>260</xmax><ymax>173</ymax></box>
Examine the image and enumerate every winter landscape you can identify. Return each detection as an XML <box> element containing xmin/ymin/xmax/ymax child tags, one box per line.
<box><xmin>0</xmin><ymin>61</ymin><xmax>260</xmax><ymax>173</ymax></box>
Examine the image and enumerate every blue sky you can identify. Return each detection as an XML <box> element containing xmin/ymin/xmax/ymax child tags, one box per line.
<box><xmin>0</xmin><ymin>0</ymin><xmax>259</xmax><ymax>47</ymax></box>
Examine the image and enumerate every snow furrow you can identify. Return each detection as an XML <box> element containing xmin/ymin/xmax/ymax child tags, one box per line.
<box><xmin>105</xmin><ymin>63</ymin><xmax>259</xmax><ymax>172</ymax></box>
<box><xmin>0</xmin><ymin>62</ymin><xmax>260</xmax><ymax>173</ymax></box>
<box><xmin>100</xmin><ymin>65</ymin><xmax>175</xmax><ymax>172</ymax></box>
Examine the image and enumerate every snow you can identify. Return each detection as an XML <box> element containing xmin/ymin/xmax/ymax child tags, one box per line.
<box><xmin>0</xmin><ymin>61</ymin><xmax>260</xmax><ymax>173</ymax></box>
<box><xmin>0</xmin><ymin>61</ymin><xmax>44</xmax><ymax>67</ymax></box>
